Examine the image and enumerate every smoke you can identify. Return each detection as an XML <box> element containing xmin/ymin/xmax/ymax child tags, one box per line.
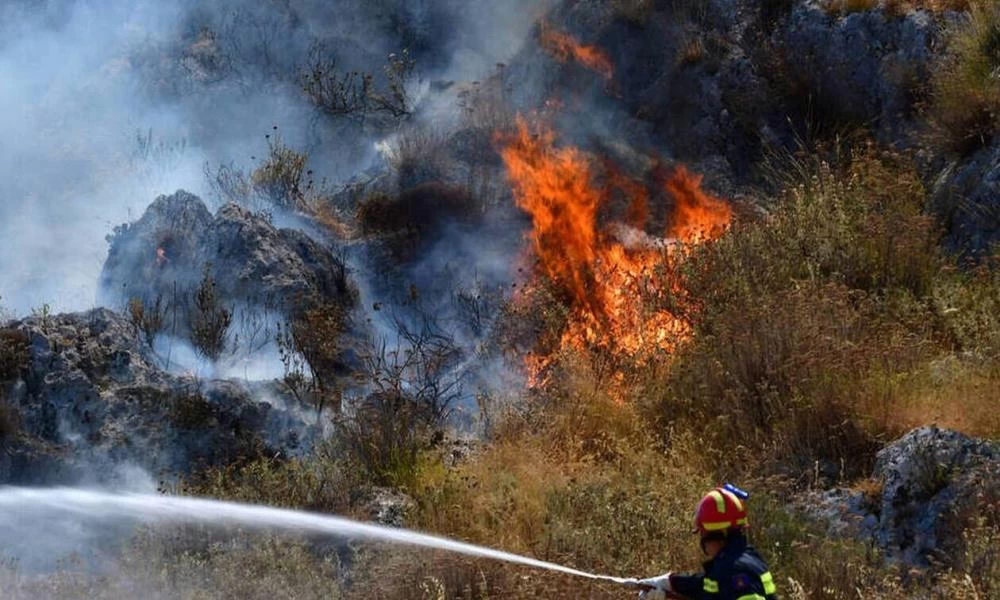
<box><xmin>0</xmin><ymin>0</ymin><xmax>550</xmax><ymax>317</ymax></box>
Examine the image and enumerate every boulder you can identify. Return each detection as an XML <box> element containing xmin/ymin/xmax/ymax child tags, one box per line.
<box><xmin>872</xmin><ymin>426</ymin><xmax>998</xmax><ymax>567</ymax></box>
<box><xmin>931</xmin><ymin>139</ymin><xmax>1000</xmax><ymax>258</ymax></box>
<box><xmin>800</xmin><ymin>426</ymin><xmax>998</xmax><ymax>568</ymax></box>
<box><xmin>100</xmin><ymin>190</ymin><xmax>355</xmax><ymax>316</ymax></box>
<box><xmin>0</xmin><ymin>309</ymin><xmax>318</xmax><ymax>485</ymax></box>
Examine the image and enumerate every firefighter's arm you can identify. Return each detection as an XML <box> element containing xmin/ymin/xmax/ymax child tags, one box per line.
<box><xmin>664</xmin><ymin>573</ymin><xmax>704</xmax><ymax>599</ymax></box>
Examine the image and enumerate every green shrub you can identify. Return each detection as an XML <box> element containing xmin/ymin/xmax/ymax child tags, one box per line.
<box><xmin>929</xmin><ymin>1</ymin><xmax>1000</xmax><ymax>154</ymax></box>
<box><xmin>655</xmin><ymin>150</ymin><xmax>947</xmax><ymax>478</ymax></box>
<box><xmin>180</xmin><ymin>449</ymin><xmax>350</xmax><ymax>514</ymax></box>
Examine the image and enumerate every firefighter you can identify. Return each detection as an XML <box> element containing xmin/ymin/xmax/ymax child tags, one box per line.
<box><xmin>629</xmin><ymin>485</ymin><xmax>777</xmax><ymax>600</ymax></box>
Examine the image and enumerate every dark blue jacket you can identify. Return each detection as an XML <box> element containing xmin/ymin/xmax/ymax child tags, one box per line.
<box><xmin>669</xmin><ymin>532</ymin><xmax>777</xmax><ymax>600</ymax></box>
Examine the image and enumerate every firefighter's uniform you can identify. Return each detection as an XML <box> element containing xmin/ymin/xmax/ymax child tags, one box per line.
<box><xmin>668</xmin><ymin>531</ymin><xmax>777</xmax><ymax>600</ymax></box>
<box><xmin>633</xmin><ymin>485</ymin><xmax>778</xmax><ymax>600</ymax></box>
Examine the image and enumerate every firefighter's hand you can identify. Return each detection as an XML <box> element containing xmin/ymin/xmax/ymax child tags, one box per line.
<box><xmin>634</xmin><ymin>573</ymin><xmax>672</xmax><ymax>599</ymax></box>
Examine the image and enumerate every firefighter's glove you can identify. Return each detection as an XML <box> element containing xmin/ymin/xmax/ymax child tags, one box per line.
<box><xmin>635</xmin><ymin>573</ymin><xmax>672</xmax><ymax>599</ymax></box>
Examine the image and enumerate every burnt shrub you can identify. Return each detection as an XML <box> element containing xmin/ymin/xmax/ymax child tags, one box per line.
<box><xmin>356</xmin><ymin>182</ymin><xmax>481</xmax><ymax>260</ymax></box>
<box><xmin>188</xmin><ymin>266</ymin><xmax>232</xmax><ymax>361</ymax></box>
<box><xmin>0</xmin><ymin>328</ymin><xmax>29</xmax><ymax>382</ymax></box>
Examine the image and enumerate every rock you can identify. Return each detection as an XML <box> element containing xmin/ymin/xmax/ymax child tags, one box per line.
<box><xmin>931</xmin><ymin>140</ymin><xmax>1000</xmax><ymax>257</ymax></box>
<box><xmin>100</xmin><ymin>190</ymin><xmax>356</xmax><ymax>317</ymax></box>
<box><xmin>776</xmin><ymin>3</ymin><xmax>937</xmax><ymax>142</ymax></box>
<box><xmin>0</xmin><ymin>309</ymin><xmax>319</xmax><ymax>485</ymax></box>
<box><xmin>365</xmin><ymin>487</ymin><xmax>415</xmax><ymax>528</ymax></box>
<box><xmin>872</xmin><ymin>426</ymin><xmax>998</xmax><ymax>567</ymax></box>
<box><xmin>799</xmin><ymin>426</ymin><xmax>998</xmax><ymax>568</ymax></box>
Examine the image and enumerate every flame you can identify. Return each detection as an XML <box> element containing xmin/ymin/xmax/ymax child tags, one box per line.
<box><xmin>501</xmin><ymin>117</ymin><xmax>732</xmax><ymax>392</ymax></box>
<box><xmin>539</xmin><ymin>23</ymin><xmax>614</xmax><ymax>80</ymax></box>
<box><xmin>156</xmin><ymin>247</ymin><xmax>168</xmax><ymax>266</ymax></box>
<box><xmin>663</xmin><ymin>166</ymin><xmax>733</xmax><ymax>243</ymax></box>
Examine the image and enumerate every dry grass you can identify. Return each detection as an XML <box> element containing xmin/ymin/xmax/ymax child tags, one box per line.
<box><xmin>928</xmin><ymin>1</ymin><xmax>1000</xmax><ymax>154</ymax></box>
<box><xmin>827</xmin><ymin>0</ymin><xmax>972</xmax><ymax>14</ymax></box>
<box><xmin>651</xmin><ymin>148</ymin><xmax>999</xmax><ymax>481</ymax></box>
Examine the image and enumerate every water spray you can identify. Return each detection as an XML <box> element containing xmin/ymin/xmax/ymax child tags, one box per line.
<box><xmin>0</xmin><ymin>487</ymin><xmax>647</xmax><ymax>590</ymax></box>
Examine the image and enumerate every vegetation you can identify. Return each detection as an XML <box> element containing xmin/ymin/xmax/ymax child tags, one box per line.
<box><xmin>277</xmin><ymin>302</ymin><xmax>348</xmax><ymax>415</ymax></box>
<box><xmin>929</xmin><ymin>1</ymin><xmax>1000</xmax><ymax>154</ymax></box>
<box><xmin>128</xmin><ymin>295</ymin><xmax>166</xmax><ymax>349</ymax></box>
<box><xmin>6</xmin><ymin>2</ymin><xmax>1000</xmax><ymax>599</ymax></box>
<box><xmin>0</xmin><ymin>327</ymin><xmax>27</xmax><ymax>441</ymax></box>
<box><xmin>299</xmin><ymin>45</ymin><xmax>416</xmax><ymax>127</ymax></box>
<box><xmin>188</xmin><ymin>266</ymin><xmax>233</xmax><ymax>361</ymax></box>
<box><xmin>210</xmin><ymin>130</ymin><xmax>324</xmax><ymax>213</ymax></box>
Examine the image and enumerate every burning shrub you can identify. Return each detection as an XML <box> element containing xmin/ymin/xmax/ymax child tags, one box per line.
<box><xmin>928</xmin><ymin>1</ymin><xmax>1000</xmax><ymax>154</ymax></box>
<box><xmin>188</xmin><ymin>266</ymin><xmax>233</xmax><ymax>361</ymax></box>
<box><xmin>500</xmin><ymin>116</ymin><xmax>732</xmax><ymax>393</ymax></box>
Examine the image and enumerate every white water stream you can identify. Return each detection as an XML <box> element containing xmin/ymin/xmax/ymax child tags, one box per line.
<box><xmin>0</xmin><ymin>487</ymin><xmax>635</xmax><ymax>586</ymax></box>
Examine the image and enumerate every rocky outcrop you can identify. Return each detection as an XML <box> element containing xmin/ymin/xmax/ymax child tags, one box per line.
<box><xmin>100</xmin><ymin>190</ymin><xmax>355</xmax><ymax>315</ymax></box>
<box><xmin>0</xmin><ymin>309</ymin><xmax>318</xmax><ymax>485</ymax></box>
<box><xmin>801</xmin><ymin>426</ymin><xmax>998</xmax><ymax>568</ymax></box>
<box><xmin>931</xmin><ymin>140</ymin><xmax>1000</xmax><ymax>257</ymax></box>
<box><xmin>775</xmin><ymin>2</ymin><xmax>938</xmax><ymax>142</ymax></box>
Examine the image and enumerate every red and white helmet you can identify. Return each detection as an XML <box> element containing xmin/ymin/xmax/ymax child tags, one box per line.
<box><xmin>693</xmin><ymin>486</ymin><xmax>748</xmax><ymax>535</ymax></box>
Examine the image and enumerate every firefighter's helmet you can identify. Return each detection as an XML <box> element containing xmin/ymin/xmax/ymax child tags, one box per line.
<box><xmin>694</xmin><ymin>485</ymin><xmax>749</xmax><ymax>535</ymax></box>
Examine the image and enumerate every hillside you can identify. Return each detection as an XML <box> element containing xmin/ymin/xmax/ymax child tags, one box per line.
<box><xmin>0</xmin><ymin>1</ymin><xmax>997</xmax><ymax>598</ymax></box>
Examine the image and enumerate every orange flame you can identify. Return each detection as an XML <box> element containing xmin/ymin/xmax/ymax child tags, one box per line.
<box><xmin>539</xmin><ymin>23</ymin><xmax>614</xmax><ymax>80</ymax></box>
<box><xmin>501</xmin><ymin>117</ymin><xmax>732</xmax><ymax>391</ymax></box>
<box><xmin>664</xmin><ymin>166</ymin><xmax>733</xmax><ymax>243</ymax></box>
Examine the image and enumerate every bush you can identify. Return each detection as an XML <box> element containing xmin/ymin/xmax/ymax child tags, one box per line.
<box><xmin>209</xmin><ymin>130</ymin><xmax>332</xmax><ymax>214</ymax></box>
<box><xmin>127</xmin><ymin>295</ymin><xmax>166</xmax><ymax>349</ymax></box>
<box><xmin>276</xmin><ymin>301</ymin><xmax>348</xmax><ymax>416</ymax></box>
<box><xmin>180</xmin><ymin>448</ymin><xmax>350</xmax><ymax>514</ymax></box>
<box><xmin>0</xmin><ymin>534</ymin><xmax>345</xmax><ymax>600</ymax></box>
<box><xmin>251</xmin><ymin>134</ymin><xmax>309</xmax><ymax>210</ymax></box>
<box><xmin>188</xmin><ymin>266</ymin><xmax>232</xmax><ymax>361</ymax></box>
<box><xmin>355</xmin><ymin>182</ymin><xmax>480</xmax><ymax>260</ymax></box>
<box><xmin>336</xmin><ymin>391</ymin><xmax>433</xmax><ymax>489</ymax></box>
<box><xmin>654</xmin><ymin>150</ymin><xmax>952</xmax><ymax>478</ymax></box>
<box><xmin>0</xmin><ymin>327</ymin><xmax>29</xmax><ymax>382</ymax></box>
<box><xmin>929</xmin><ymin>1</ymin><xmax>1000</xmax><ymax>154</ymax></box>
<box><xmin>299</xmin><ymin>44</ymin><xmax>415</xmax><ymax>128</ymax></box>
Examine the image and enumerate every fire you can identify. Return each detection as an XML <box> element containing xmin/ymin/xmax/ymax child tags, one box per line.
<box><xmin>664</xmin><ymin>166</ymin><xmax>733</xmax><ymax>243</ymax></box>
<box><xmin>538</xmin><ymin>23</ymin><xmax>614</xmax><ymax>80</ymax></box>
<box><xmin>156</xmin><ymin>247</ymin><xmax>168</xmax><ymax>267</ymax></box>
<box><xmin>501</xmin><ymin>117</ymin><xmax>732</xmax><ymax>390</ymax></box>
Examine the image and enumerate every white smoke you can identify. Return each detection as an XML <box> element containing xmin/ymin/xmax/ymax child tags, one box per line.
<box><xmin>0</xmin><ymin>0</ymin><xmax>550</xmax><ymax>317</ymax></box>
